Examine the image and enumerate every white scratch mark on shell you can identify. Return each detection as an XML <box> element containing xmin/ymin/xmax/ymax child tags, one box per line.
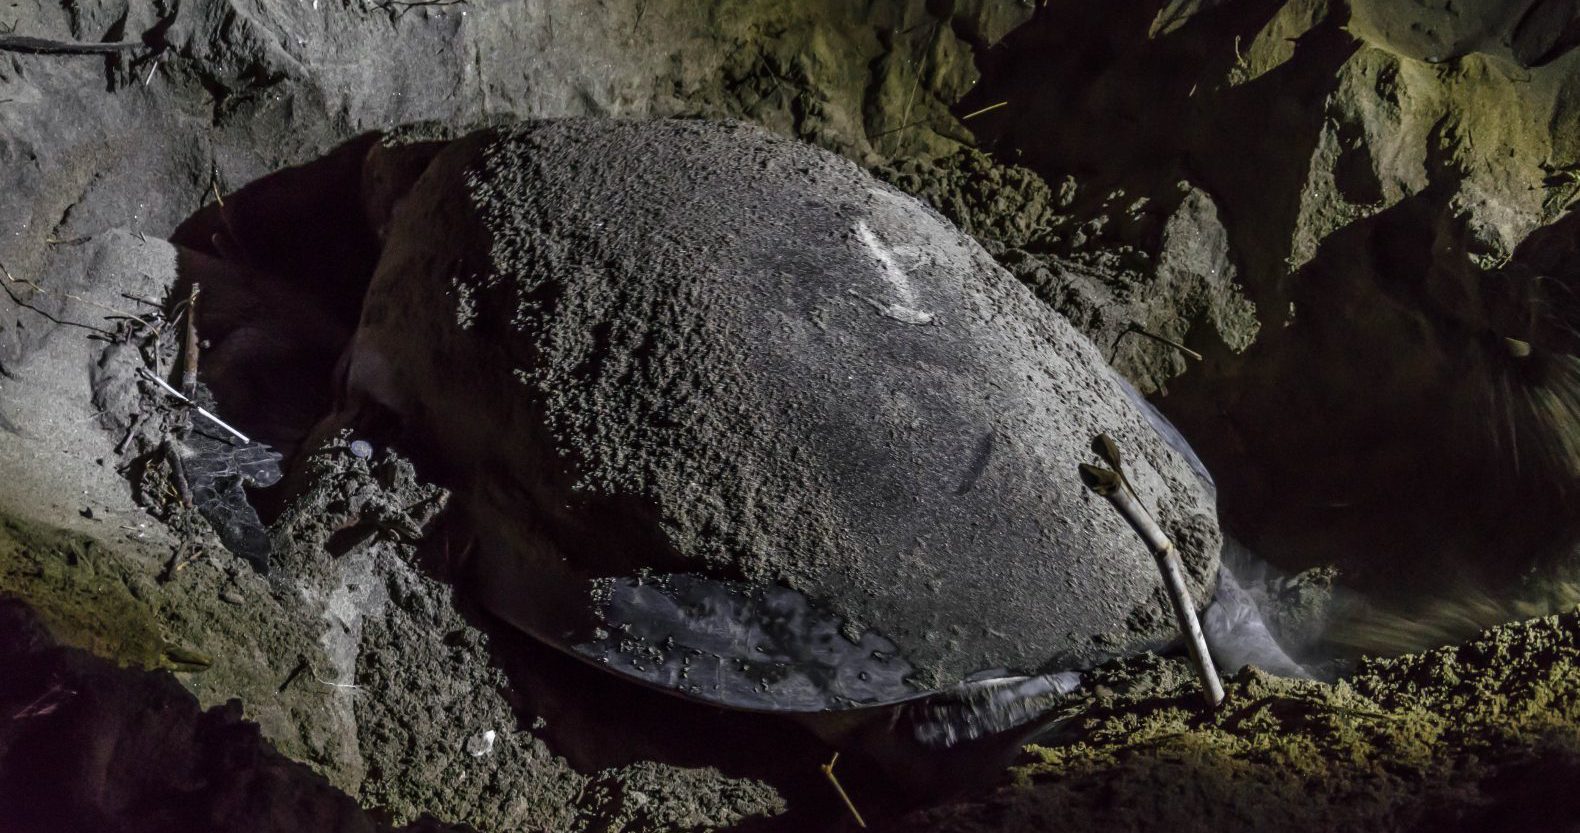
<box><xmin>855</xmin><ymin>220</ymin><xmax>935</xmax><ymax>325</ymax></box>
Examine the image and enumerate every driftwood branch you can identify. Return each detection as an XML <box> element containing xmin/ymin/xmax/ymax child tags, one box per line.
<box><xmin>0</xmin><ymin>35</ymin><xmax>144</xmax><ymax>55</ymax></box>
<box><xmin>181</xmin><ymin>282</ymin><xmax>200</xmax><ymax>397</ymax></box>
<box><xmin>1080</xmin><ymin>437</ymin><xmax>1225</xmax><ymax>710</ymax></box>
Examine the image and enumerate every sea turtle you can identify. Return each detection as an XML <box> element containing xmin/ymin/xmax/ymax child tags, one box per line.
<box><xmin>179</xmin><ymin>118</ymin><xmax>1223</xmax><ymax>779</ymax></box>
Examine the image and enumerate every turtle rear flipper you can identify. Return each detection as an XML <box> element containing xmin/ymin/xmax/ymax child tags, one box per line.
<box><xmin>572</xmin><ymin>573</ymin><xmax>924</xmax><ymax>713</ymax></box>
<box><xmin>831</xmin><ymin>671</ymin><xmax>1085</xmax><ymax>797</ymax></box>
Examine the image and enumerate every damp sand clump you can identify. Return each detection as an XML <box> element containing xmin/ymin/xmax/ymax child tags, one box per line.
<box><xmin>889</xmin><ymin>607</ymin><xmax>1580</xmax><ymax>833</ymax></box>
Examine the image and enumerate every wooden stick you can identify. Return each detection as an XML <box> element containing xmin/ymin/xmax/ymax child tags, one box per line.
<box><xmin>959</xmin><ymin>100</ymin><xmax>1009</xmax><ymax>121</ymax></box>
<box><xmin>164</xmin><ymin>439</ymin><xmax>193</xmax><ymax>507</ymax></box>
<box><xmin>1120</xmin><ymin>324</ymin><xmax>1204</xmax><ymax>362</ymax></box>
<box><xmin>115</xmin><ymin>413</ymin><xmax>142</xmax><ymax>454</ymax></box>
<box><xmin>0</xmin><ymin>35</ymin><xmax>143</xmax><ymax>55</ymax></box>
<box><xmin>181</xmin><ymin>282</ymin><xmax>200</xmax><ymax>397</ymax></box>
<box><xmin>820</xmin><ymin>753</ymin><xmax>867</xmax><ymax>829</ymax></box>
<box><xmin>1080</xmin><ymin>456</ymin><xmax>1225</xmax><ymax>709</ymax></box>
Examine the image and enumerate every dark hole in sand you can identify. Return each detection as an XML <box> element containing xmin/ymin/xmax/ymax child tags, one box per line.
<box><xmin>169</xmin><ymin>133</ymin><xmax>385</xmax><ymax>468</ymax></box>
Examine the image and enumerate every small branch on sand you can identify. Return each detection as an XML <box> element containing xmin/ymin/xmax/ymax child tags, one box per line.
<box><xmin>160</xmin><ymin>644</ymin><xmax>213</xmax><ymax>672</ymax></box>
<box><xmin>1118</xmin><ymin>323</ymin><xmax>1204</xmax><ymax>362</ymax></box>
<box><xmin>0</xmin><ymin>35</ymin><xmax>143</xmax><ymax>55</ymax></box>
<box><xmin>10</xmin><ymin>682</ymin><xmax>77</xmax><ymax>720</ymax></box>
<box><xmin>959</xmin><ymin>100</ymin><xmax>1009</xmax><ymax>121</ymax></box>
<box><xmin>0</xmin><ymin>262</ymin><xmax>113</xmax><ymax>335</ymax></box>
<box><xmin>1080</xmin><ymin>435</ymin><xmax>1225</xmax><ymax>710</ymax></box>
<box><xmin>120</xmin><ymin>292</ymin><xmax>163</xmax><ymax>309</ymax></box>
<box><xmin>159</xmin><ymin>541</ymin><xmax>199</xmax><ymax>583</ymax></box>
<box><xmin>820</xmin><ymin>752</ymin><xmax>868</xmax><ymax>829</ymax></box>
<box><xmin>163</xmin><ymin>439</ymin><xmax>193</xmax><ymax>507</ymax></box>
<box><xmin>181</xmin><ymin>282</ymin><xmax>200</xmax><ymax>397</ymax></box>
<box><xmin>2</xmin><ymin>260</ymin><xmax>152</xmax><ymax>331</ymax></box>
<box><xmin>115</xmin><ymin>413</ymin><xmax>142</xmax><ymax>454</ymax></box>
<box><xmin>313</xmin><ymin>672</ymin><xmax>364</xmax><ymax>692</ymax></box>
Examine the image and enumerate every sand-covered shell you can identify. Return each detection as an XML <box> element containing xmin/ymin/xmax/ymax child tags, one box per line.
<box><xmin>341</xmin><ymin>118</ymin><xmax>1221</xmax><ymax>711</ymax></box>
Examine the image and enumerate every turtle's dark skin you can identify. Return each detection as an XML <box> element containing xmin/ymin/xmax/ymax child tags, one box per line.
<box><xmin>172</xmin><ymin>118</ymin><xmax>1222</xmax><ymax>784</ymax></box>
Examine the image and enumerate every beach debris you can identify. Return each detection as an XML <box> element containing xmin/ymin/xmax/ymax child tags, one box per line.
<box><xmin>172</xmin><ymin>426</ymin><xmax>281</xmax><ymax>570</ymax></box>
<box><xmin>0</xmin><ymin>35</ymin><xmax>144</xmax><ymax>55</ymax></box>
<box><xmin>465</xmin><ymin>729</ymin><xmax>497</xmax><ymax>758</ymax></box>
<box><xmin>1081</xmin><ymin>434</ymin><xmax>1225</xmax><ymax>709</ymax></box>
<box><xmin>130</xmin><ymin>363</ymin><xmax>281</xmax><ymax>569</ymax></box>
<box><xmin>820</xmin><ymin>752</ymin><xmax>867</xmax><ymax>829</ymax></box>
<box><xmin>160</xmin><ymin>643</ymin><xmax>213</xmax><ymax>672</ymax></box>
<box><xmin>1118</xmin><ymin>322</ymin><xmax>1204</xmax><ymax>362</ymax></box>
<box><xmin>181</xmin><ymin>282</ymin><xmax>200</xmax><ymax>397</ymax></box>
<box><xmin>138</xmin><ymin>368</ymin><xmax>249</xmax><ymax>445</ymax></box>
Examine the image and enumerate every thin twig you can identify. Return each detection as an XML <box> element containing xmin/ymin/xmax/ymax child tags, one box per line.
<box><xmin>0</xmin><ymin>263</ymin><xmax>111</xmax><ymax>334</ymax></box>
<box><xmin>868</xmin><ymin>116</ymin><xmax>933</xmax><ymax>140</ymax></box>
<box><xmin>115</xmin><ymin>413</ymin><xmax>142</xmax><ymax>454</ymax></box>
<box><xmin>752</xmin><ymin>46</ymin><xmax>789</xmax><ymax>101</ymax></box>
<box><xmin>159</xmin><ymin>541</ymin><xmax>199</xmax><ymax>583</ymax></box>
<box><xmin>2</xmin><ymin>260</ymin><xmax>151</xmax><ymax>330</ymax></box>
<box><xmin>888</xmin><ymin>21</ymin><xmax>939</xmax><ymax>155</ymax></box>
<box><xmin>1120</xmin><ymin>324</ymin><xmax>1204</xmax><ymax>362</ymax></box>
<box><xmin>959</xmin><ymin>100</ymin><xmax>1009</xmax><ymax>121</ymax></box>
<box><xmin>820</xmin><ymin>753</ymin><xmax>867</xmax><ymax>829</ymax></box>
<box><xmin>138</xmin><ymin>368</ymin><xmax>250</xmax><ymax>444</ymax></box>
<box><xmin>313</xmin><ymin>672</ymin><xmax>363</xmax><ymax>691</ymax></box>
<box><xmin>120</xmin><ymin>292</ymin><xmax>162</xmax><ymax>309</ymax></box>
